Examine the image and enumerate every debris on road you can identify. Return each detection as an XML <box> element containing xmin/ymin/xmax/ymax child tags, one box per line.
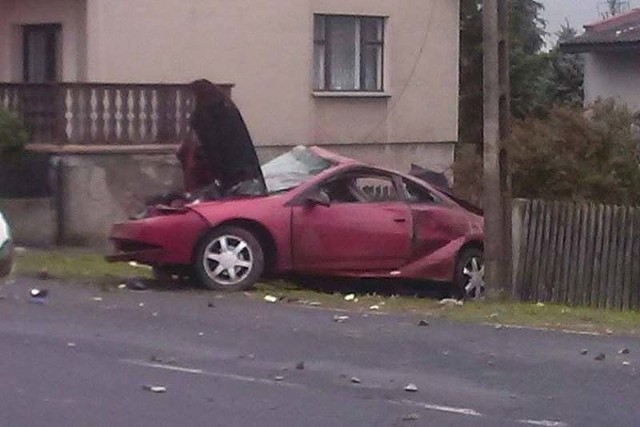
<box><xmin>30</xmin><ymin>288</ymin><xmax>48</xmax><ymax>298</ymax></box>
<box><xmin>308</xmin><ymin>301</ymin><xmax>322</xmax><ymax>307</ymax></box>
<box><xmin>369</xmin><ymin>304</ymin><xmax>380</xmax><ymax>311</ymax></box>
<box><xmin>138</xmin><ymin>302</ymin><xmax>145</xmax><ymax>307</ymax></box>
<box><xmin>274</xmin><ymin>376</ymin><xmax>284</xmax><ymax>381</ymax></box>
<box><xmin>264</xmin><ymin>295</ymin><xmax>278</xmax><ymax>303</ymax></box>
<box><xmin>580</xmin><ymin>349</ymin><xmax>589</xmax><ymax>356</ymax></box>
<box><xmin>344</xmin><ymin>294</ymin><xmax>356</xmax><ymax>301</ymax></box>
<box><xmin>350</xmin><ymin>377</ymin><xmax>361</xmax><ymax>384</ymax></box>
<box><xmin>142</xmin><ymin>385</ymin><xmax>167</xmax><ymax>393</ymax></box>
<box><xmin>296</xmin><ymin>361</ymin><xmax>305</xmax><ymax>370</ymax></box>
<box><xmin>418</xmin><ymin>319</ymin><xmax>430</xmax><ymax>327</ymax></box>
<box><xmin>487</xmin><ymin>360</ymin><xmax>495</xmax><ymax>366</ymax></box>
<box><xmin>439</xmin><ymin>298</ymin><xmax>463</xmax><ymax>307</ymax></box>
<box><xmin>129</xmin><ymin>261</ymin><xmax>152</xmax><ymax>270</ymax></box>
<box><xmin>66</xmin><ymin>342</ymin><xmax>76</xmax><ymax>348</ymax></box>
<box><xmin>207</xmin><ymin>302</ymin><xmax>215</xmax><ymax>308</ymax></box>
<box><xmin>443</xmin><ymin>351</ymin><xmax>450</xmax><ymax>356</ymax></box>
<box><xmin>536</xmin><ymin>302</ymin><xmax>545</xmax><ymax>307</ymax></box>
<box><xmin>404</xmin><ymin>383</ymin><xmax>419</xmax><ymax>392</ymax></box>
<box><xmin>126</xmin><ymin>278</ymin><xmax>148</xmax><ymax>291</ymax></box>
<box><xmin>489</xmin><ymin>312</ymin><xmax>499</xmax><ymax>319</ymax></box>
<box><xmin>402</xmin><ymin>413</ymin><xmax>420</xmax><ymax>421</ymax></box>
<box><xmin>594</xmin><ymin>353</ymin><xmax>606</xmax><ymax>361</ymax></box>
<box><xmin>117</xmin><ymin>283</ymin><xmax>127</xmax><ymax>290</ymax></box>
<box><xmin>622</xmin><ymin>361</ymin><xmax>631</xmax><ymax>366</ymax></box>
<box><xmin>197</xmin><ymin>332</ymin><xmax>204</xmax><ymax>337</ymax></box>
<box><xmin>619</xmin><ymin>348</ymin><xmax>630</xmax><ymax>355</ymax></box>
<box><xmin>91</xmin><ymin>296</ymin><xmax>103</xmax><ymax>302</ymax></box>
<box><xmin>495</xmin><ymin>324</ymin><xmax>504</xmax><ymax>330</ymax></box>
<box><xmin>333</xmin><ymin>315</ymin><xmax>350</xmax><ymax>323</ymax></box>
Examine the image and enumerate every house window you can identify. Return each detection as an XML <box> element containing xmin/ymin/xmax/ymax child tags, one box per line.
<box><xmin>23</xmin><ymin>24</ymin><xmax>61</xmax><ymax>82</ymax></box>
<box><xmin>313</xmin><ymin>15</ymin><xmax>384</xmax><ymax>92</ymax></box>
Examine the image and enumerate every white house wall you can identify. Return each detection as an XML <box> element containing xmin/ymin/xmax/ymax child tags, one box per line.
<box><xmin>584</xmin><ymin>50</ymin><xmax>640</xmax><ymax>112</ymax></box>
<box><xmin>0</xmin><ymin>0</ymin><xmax>87</xmax><ymax>81</ymax></box>
<box><xmin>83</xmin><ymin>0</ymin><xmax>459</xmax><ymax>153</ymax></box>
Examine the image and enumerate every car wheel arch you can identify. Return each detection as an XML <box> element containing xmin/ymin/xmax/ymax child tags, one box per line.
<box><xmin>191</xmin><ymin>219</ymin><xmax>278</xmax><ymax>275</ymax></box>
<box><xmin>454</xmin><ymin>241</ymin><xmax>484</xmax><ymax>278</ymax></box>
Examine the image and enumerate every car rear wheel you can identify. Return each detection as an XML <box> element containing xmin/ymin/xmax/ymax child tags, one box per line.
<box><xmin>194</xmin><ymin>226</ymin><xmax>264</xmax><ymax>291</ymax></box>
<box><xmin>454</xmin><ymin>247</ymin><xmax>485</xmax><ymax>300</ymax></box>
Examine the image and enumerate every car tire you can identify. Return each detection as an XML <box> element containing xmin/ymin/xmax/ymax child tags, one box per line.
<box><xmin>194</xmin><ymin>226</ymin><xmax>264</xmax><ymax>292</ymax></box>
<box><xmin>454</xmin><ymin>247</ymin><xmax>485</xmax><ymax>300</ymax></box>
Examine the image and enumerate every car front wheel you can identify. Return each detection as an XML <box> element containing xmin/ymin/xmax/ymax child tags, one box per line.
<box><xmin>454</xmin><ymin>247</ymin><xmax>485</xmax><ymax>300</ymax></box>
<box><xmin>194</xmin><ymin>226</ymin><xmax>264</xmax><ymax>291</ymax></box>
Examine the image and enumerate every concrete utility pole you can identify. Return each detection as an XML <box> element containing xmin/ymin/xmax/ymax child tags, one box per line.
<box><xmin>483</xmin><ymin>0</ymin><xmax>512</xmax><ymax>298</ymax></box>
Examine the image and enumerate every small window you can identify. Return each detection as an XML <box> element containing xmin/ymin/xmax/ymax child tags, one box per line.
<box><xmin>313</xmin><ymin>15</ymin><xmax>384</xmax><ymax>92</ymax></box>
<box><xmin>402</xmin><ymin>179</ymin><xmax>439</xmax><ymax>204</ymax></box>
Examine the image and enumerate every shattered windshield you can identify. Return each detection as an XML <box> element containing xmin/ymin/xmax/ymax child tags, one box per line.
<box><xmin>262</xmin><ymin>146</ymin><xmax>335</xmax><ymax>194</ymax></box>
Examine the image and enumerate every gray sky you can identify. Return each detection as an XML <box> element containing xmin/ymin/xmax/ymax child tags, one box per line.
<box><xmin>541</xmin><ymin>0</ymin><xmax>638</xmax><ymax>45</ymax></box>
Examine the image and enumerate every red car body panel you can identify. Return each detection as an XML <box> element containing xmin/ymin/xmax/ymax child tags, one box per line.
<box><xmin>107</xmin><ymin>147</ymin><xmax>483</xmax><ymax>284</ymax></box>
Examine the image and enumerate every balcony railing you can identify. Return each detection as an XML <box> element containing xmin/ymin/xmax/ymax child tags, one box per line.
<box><xmin>0</xmin><ymin>83</ymin><xmax>232</xmax><ymax>146</ymax></box>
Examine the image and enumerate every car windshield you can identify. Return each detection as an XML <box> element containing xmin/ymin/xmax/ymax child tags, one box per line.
<box><xmin>262</xmin><ymin>146</ymin><xmax>335</xmax><ymax>193</ymax></box>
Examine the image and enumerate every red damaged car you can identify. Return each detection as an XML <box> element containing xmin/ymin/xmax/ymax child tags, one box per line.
<box><xmin>108</xmin><ymin>145</ymin><xmax>485</xmax><ymax>298</ymax></box>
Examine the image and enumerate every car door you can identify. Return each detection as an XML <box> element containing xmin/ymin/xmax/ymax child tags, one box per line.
<box><xmin>291</xmin><ymin>172</ymin><xmax>412</xmax><ymax>272</ymax></box>
<box><xmin>399</xmin><ymin>178</ymin><xmax>471</xmax><ymax>257</ymax></box>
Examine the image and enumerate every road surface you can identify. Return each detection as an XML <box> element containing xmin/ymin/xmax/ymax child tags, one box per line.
<box><xmin>1</xmin><ymin>278</ymin><xmax>638</xmax><ymax>426</ymax></box>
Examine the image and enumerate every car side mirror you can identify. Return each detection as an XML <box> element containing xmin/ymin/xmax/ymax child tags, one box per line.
<box><xmin>305</xmin><ymin>190</ymin><xmax>331</xmax><ymax>208</ymax></box>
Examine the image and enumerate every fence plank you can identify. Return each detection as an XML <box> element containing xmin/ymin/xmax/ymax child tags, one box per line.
<box><xmin>631</xmin><ymin>209</ymin><xmax>640</xmax><ymax>310</ymax></box>
<box><xmin>552</xmin><ymin>202</ymin><xmax>568</xmax><ymax>303</ymax></box>
<box><xmin>515</xmin><ymin>200</ymin><xmax>532</xmax><ymax>299</ymax></box>
<box><xmin>537</xmin><ymin>202</ymin><xmax>553</xmax><ymax>301</ymax></box>
<box><xmin>622</xmin><ymin>207</ymin><xmax>634</xmax><ymax>311</ymax></box>
<box><xmin>545</xmin><ymin>202</ymin><xmax>561</xmax><ymax>301</ymax></box>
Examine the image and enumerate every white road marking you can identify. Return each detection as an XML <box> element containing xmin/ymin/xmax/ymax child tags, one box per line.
<box><xmin>517</xmin><ymin>419</ymin><xmax>569</xmax><ymax>427</ymax></box>
<box><xmin>393</xmin><ymin>399</ymin><xmax>484</xmax><ymax>417</ymax></box>
<box><xmin>120</xmin><ymin>359</ymin><xmax>304</xmax><ymax>389</ymax></box>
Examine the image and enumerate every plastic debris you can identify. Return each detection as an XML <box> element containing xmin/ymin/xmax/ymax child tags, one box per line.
<box><xmin>404</xmin><ymin>383</ymin><xmax>419</xmax><ymax>392</ymax></box>
<box><xmin>92</xmin><ymin>297</ymin><xmax>103</xmax><ymax>302</ymax></box>
<box><xmin>30</xmin><ymin>288</ymin><xmax>48</xmax><ymax>298</ymax></box>
<box><xmin>67</xmin><ymin>342</ymin><xmax>76</xmax><ymax>348</ymax></box>
<box><xmin>495</xmin><ymin>324</ymin><xmax>504</xmax><ymax>330</ymax></box>
<box><xmin>138</xmin><ymin>302</ymin><xmax>145</xmax><ymax>307</ymax></box>
<box><xmin>350</xmin><ymin>377</ymin><xmax>361</xmax><ymax>384</ymax></box>
<box><xmin>580</xmin><ymin>349</ymin><xmax>588</xmax><ymax>356</ymax></box>
<box><xmin>402</xmin><ymin>413</ymin><xmax>420</xmax><ymax>421</ymax></box>
<box><xmin>418</xmin><ymin>319</ymin><xmax>430</xmax><ymax>327</ymax></box>
<box><xmin>369</xmin><ymin>305</ymin><xmax>380</xmax><ymax>311</ymax></box>
<box><xmin>126</xmin><ymin>279</ymin><xmax>148</xmax><ymax>291</ymax></box>
<box><xmin>344</xmin><ymin>294</ymin><xmax>356</xmax><ymax>301</ymax></box>
<box><xmin>333</xmin><ymin>315</ymin><xmax>350</xmax><ymax>323</ymax></box>
<box><xmin>274</xmin><ymin>376</ymin><xmax>284</xmax><ymax>381</ymax></box>
<box><xmin>619</xmin><ymin>348</ymin><xmax>630</xmax><ymax>355</ymax></box>
<box><xmin>142</xmin><ymin>385</ymin><xmax>167</xmax><ymax>393</ymax></box>
<box><xmin>264</xmin><ymin>295</ymin><xmax>278</xmax><ymax>303</ymax></box>
<box><xmin>439</xmin><ymin>298</ymin><xmax>463</xmax><ymax>307</ymax></box>
<box><xmin>118</xmin><ymin>283</ymin><xmax>127</xmax><ymax>289</ymax></box>
<box><xmin>622</xmin><ymin>361</ymin><xmax>631</xmax><ymax>366</ymax></box>
<box><xmin>198</xmin><ymin>332</ymin><xmax>204</xmax><ymax>337</ymax></box>
<box><xmin>129</xmin><ymin>262</ymin><xmax>153</xmax><ymax>270</ymax></box>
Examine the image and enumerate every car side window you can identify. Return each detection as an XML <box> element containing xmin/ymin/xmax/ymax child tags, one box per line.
<box><xmin>401</xmin><ymin>178</ymin><xmax>439</xmax><ymax>204</ymax></box>
<box><xmin>320</xmin><ymin>174</ymin><xmax>398</xmax><ymax>204</ymax></box>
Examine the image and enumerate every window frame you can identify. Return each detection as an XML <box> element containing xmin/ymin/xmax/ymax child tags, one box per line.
<box><xmin>313</xmin><ymin>14</ymin><xmax>385</xmax><ymax>93</ymax></box>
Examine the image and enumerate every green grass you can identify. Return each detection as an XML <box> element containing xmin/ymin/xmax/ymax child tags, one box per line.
<box><xmin>13</xmin><ymin>249</ymin><xmax>640</xmax><ymax>336</ymax></box>
<box><xmin>14</xmin><ymin>248</ymin><xmax>152</xmax><ymax>286</ymax></box>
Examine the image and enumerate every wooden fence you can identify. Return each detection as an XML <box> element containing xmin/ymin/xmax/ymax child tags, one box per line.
<box><xmin>512</xmin><ymin>199</ymin><xmax>640</xmax><ymax>310</ymax></box>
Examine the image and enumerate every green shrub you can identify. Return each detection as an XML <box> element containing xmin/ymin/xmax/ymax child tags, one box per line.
<box><xmin>0</xmin><ymin>106</ymin><xmax>29</xmax><ymax>160</ymax></box>
<box><xmin>454</xmin><ymin>100</ymin><xmax>640</xmax><ymax>206</ymax></box>
<box><xmin>510</xmin><ymin>100</ymin><xmax>640</xmax><ymax>205</ymax></box>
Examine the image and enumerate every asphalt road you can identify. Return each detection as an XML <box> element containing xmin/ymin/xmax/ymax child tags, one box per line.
<box><xmin>0</xmin><ymin>277</ymin><xmax>638</xmax><ymax>427</ymax></box>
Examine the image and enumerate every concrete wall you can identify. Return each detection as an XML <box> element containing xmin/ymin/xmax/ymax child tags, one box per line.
<box><xmin>0</xmin><ymin>0</ymin><xmax>87</xmax><ymax>81</ymax></box>
<box><xmin>584</xmin><ymin>50</ymin><xmax>640</xmax><ymax>111</ymax></box>
<box><xmin>0</xmin><ymin>198</ymin><xmax>56</xmax><ymax>247</ymax></box>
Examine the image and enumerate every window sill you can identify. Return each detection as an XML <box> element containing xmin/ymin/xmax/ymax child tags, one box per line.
<box><xmin>312</xmin><ymin>91</ymin><xmax>391</xmax><ymax>99</ymax></box>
